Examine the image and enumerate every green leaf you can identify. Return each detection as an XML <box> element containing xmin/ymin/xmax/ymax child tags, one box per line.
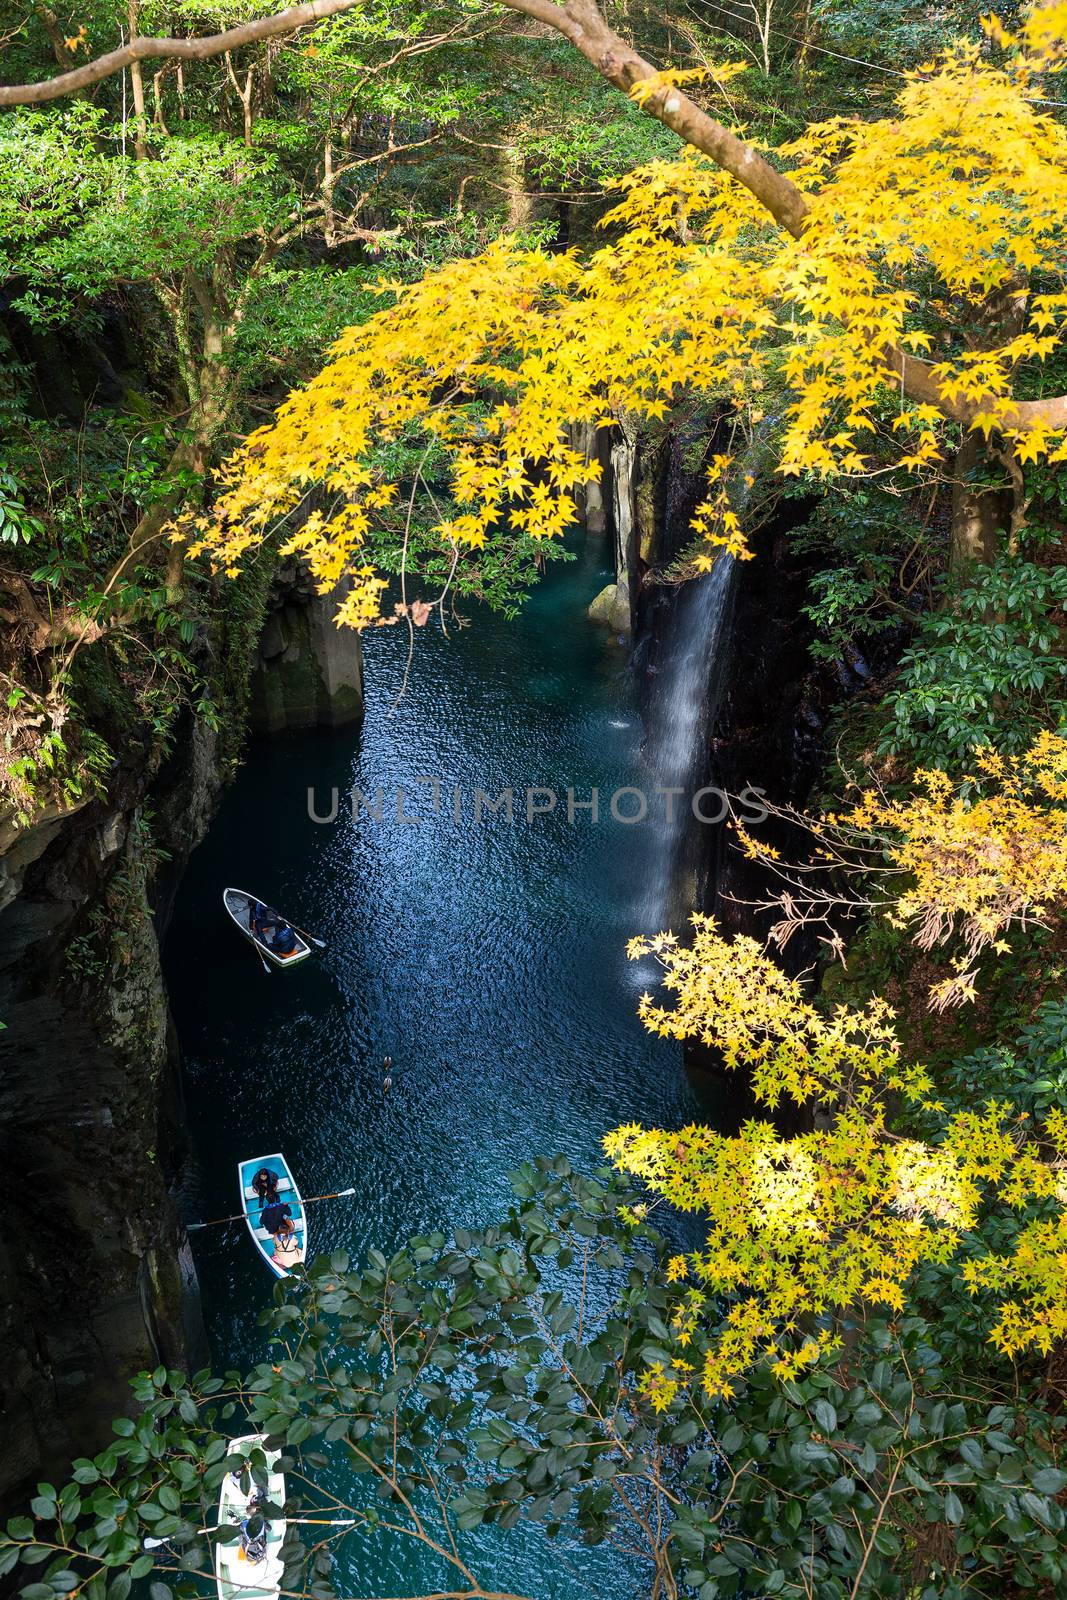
<box><xmin>943</xmin><ymin>1490</ymin><xmax>964</xmax><ymax>1525</ymax></box>
<box><xmin>1031</xmin><ymin>1469</ymin><xmax>1067</xmax><ymax>1495</ymax></box>
<box><xmin>813</xmin><ymin>1399</ymin><xmax>837</xmax><ymax>1436</ymax></box>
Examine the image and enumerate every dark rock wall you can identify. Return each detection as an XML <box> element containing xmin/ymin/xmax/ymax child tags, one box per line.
<box><xmin>0</xmin><ymin>575</ymin><xmax>362</xmax><ymax>1507</ymax></box>
<box><xmin>0</xmin><ymin>750</ymin><xmax>216</xmax><ymax>1502</ymax></box>
<box><xmin>249</xmin><ymin>567</ymin><xmax>364</xmax><ymax>735</ymax></box>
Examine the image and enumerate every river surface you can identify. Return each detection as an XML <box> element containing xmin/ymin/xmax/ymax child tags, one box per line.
<box><xmin>164</xmin><ymin>531</ymin><xmax>719</xmax><ymax>1600</ymax></box>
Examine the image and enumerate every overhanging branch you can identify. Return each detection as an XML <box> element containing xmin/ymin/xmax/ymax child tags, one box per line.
<box><xmin>0</xmin><ymin>0</ymin><xmax>362</xmax><ymax>105</ymax></box>
<box><xmin>5</xmin><ymin>0</ymin><xmax>1067</xmax><ymax>435</ymax></box>
<box><xmin>494</xmin><ymin>0</ymin><xmax>1067</xmax><ymax>435</ymax></box>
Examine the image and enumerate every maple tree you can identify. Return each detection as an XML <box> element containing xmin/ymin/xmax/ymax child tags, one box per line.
<box><xmin>724</xmin><ymin>731</ymin><xmax>1067</xmax><ymax>1007</ymax></box>
<box><xmin>174</xmin><ymin>2</ymin><xmax>1067</xmax><ymax>627</ymax></box>
<box><xmin>613</xmin><ymin>910</ymin><xmax>1067</xmax><ymax>1399</ymax></box>
<box><xmin>3</xmin><ymin>8</ymin><xmax>1067</xmax><ymax>1596</ymax></box>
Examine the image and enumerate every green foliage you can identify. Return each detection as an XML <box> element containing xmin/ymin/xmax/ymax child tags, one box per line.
<box><xmin>813</xmin><ymin>0</ymin><xmax>988</xmax><ymax>78</ymax></box>
<box><xmin>0</xmin><ymin>469</ymin><xmax>45</xmax><ymax>545</ymax></box>
<box><xmin>3</xmin><ymin>707</ymin><xmax>113</xmax><ymax>824</ymax></box>
<box><xmin>705</xmin><ymin>1317</ymin><xmax>1066</xmax><ymax>1599</ymax></box>
<box><xmin>882</xmin><ymin>558</ymin><xmax>1067</xmax><ymax>768</ymax></box>
<box><xmin>793</xmin><ymin>478</ymin><xmax>935</xmax><ymax>662</ymax></box>
<box><xmin>937</xmin><ymin>996</ymin><xmax>1067</xmax><ymax>1126</ymax></box>
<box><xmin>0</xmin><ymin>119</ymin><xmax>292</xmax><ymax>321</ymax></box>
<box><xmin>2</xmin><ymin>1155</ymin><xmax>1062</xmax><ymax>1600</ymax></box>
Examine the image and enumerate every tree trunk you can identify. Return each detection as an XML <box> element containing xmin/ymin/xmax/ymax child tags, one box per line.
<box><xmin>949</xmin><ymin>433</ymin><xmax>1010</xmax><ymax>572</ymax></box>
<box><xmin>127</xmin><ymin>0</ymin><xmax>149</xmax><ymax>158</ymax></box>
<box><xmin>501</xmin><ymin>145</ymin><xmax>531</xmax><ymax>232</ymax></box>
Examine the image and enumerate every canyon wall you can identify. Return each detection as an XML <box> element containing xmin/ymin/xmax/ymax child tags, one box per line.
<box><xmin>0</xmin><ymin>586</ymin><xmax>362</xmax><ymax>1506</ymax></box>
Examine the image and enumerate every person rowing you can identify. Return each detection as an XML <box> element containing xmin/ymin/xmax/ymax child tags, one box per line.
<box><xmin>259</xmin><ymin>1198</ymin><xmax>293</xmax><ymax>1236</ymax></box>
<box><xmin>249</xmin><ymin>899</ymin><xmax>274</xmax><ymax>942</ymax></box>
<box><xmin>270</xmin><ymin>921</ymin><xmax>298</xmax><ymax>957</ymax></box>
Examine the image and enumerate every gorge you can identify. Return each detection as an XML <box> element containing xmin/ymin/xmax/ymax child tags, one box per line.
<box><xmin>0</xmin><ymin>415</ymin><xmax>819</xmax><ymax>1510</ymax></box>
<box><xmin>4</xmin><ymin>5</ymin><xmax>1067</xmax><ymax>1596</ymax></box>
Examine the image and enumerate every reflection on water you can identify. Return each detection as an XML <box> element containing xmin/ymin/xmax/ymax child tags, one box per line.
<box><xmin>165</xmin><ymin>532</ymin><xmax>718</xmax><ymax>1599</ymax></box>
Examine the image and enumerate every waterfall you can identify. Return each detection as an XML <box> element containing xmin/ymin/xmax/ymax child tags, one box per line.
<box><xmin>640</xmin><ymin>554</ymin><xmax>738</xmax><ymax>934</ymax></box>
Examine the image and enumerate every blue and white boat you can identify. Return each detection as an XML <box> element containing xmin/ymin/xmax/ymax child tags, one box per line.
<box><xmin>239</xmin><ymin>1154</ymin><xmax>307</xmax><ymax>1277</ymax></box>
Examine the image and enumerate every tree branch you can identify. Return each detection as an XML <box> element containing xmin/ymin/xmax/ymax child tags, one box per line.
<box><xmin>494</xmin><ymin>0</ymin><xmax>1067</xmax><ymax>434</ymax></box>
<box><xmin>494</xmin><ymin>0</ymin><xmax>808</xmax><ymax>233</ymax></box>
<box><xmin>0</xmin><ymin>0</ymin><xmax>364</xmax><ymax>105</ymax></box>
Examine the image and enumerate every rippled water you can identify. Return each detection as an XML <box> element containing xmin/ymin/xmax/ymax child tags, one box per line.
<box><xmin>164</xmin><ymin>531</ymin><xmax>719</xmax><ymax>1600</ymax></box>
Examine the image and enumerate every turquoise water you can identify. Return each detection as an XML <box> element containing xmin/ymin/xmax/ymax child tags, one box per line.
<box><xmin>164</xmin><ymin>531</ymin><xmax>718</xmax><ymax>1599</ymax></box>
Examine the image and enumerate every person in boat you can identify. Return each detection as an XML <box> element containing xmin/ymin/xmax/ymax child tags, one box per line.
<box><xmin>246</xmin><ymin>1488</ymin><xmax>270</xmax><ymax>1524</ymax></box>
<box><xmin>249</xmin><ymin>900</ymin><xmax>274</xmax><ymax>941</ymax></box>
<box><xmin>259</xmin><ymin>1198</ymin><xmax>293</xmax><ymax>1236</ymax></box>
<box><xmin>272</xmin><ymin>1215</ymin><xmax>302</xmax><ymax>1268</ymax></box>
<box><xmin>252</xmin><ymin>1167</ymin><xmax>280</xmax><ymax>1207</ymax></box>
<box><xmin>239</xmin><ymin>1509</ymin><xmax>269</xmax><ymax>1564</ymax></box>
<box><xmin>269</xmin><ymin>920</ymin><xmax>298</xmax><ymax>957</ymax></box>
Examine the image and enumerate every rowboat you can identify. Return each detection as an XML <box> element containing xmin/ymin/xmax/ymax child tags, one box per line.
<box><xmin>239</xmin><ymin>1153</ymin><xmax>307</xmax><ymax>1278</ymax></box>
<box><xmin>215</xmin><ymin>1434</ymin><xmax>285</xmax><ymax>1600</ymax></box>
<box><xmin>223</xmin><ymin>887</ymin><xmax>313</xmax><ymax>969</ymax></box>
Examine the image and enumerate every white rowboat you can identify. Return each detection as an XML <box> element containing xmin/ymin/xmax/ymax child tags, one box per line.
<box><xmin>215</xmin><ymin>1434</ymin><xmax>285</xmax><ymax>1600</ymax></box>
<box><xmin>223</xmin><ymin>887</ymin><xmax>313</xmax><ymax>969</ymax></box>
<box><xmin>239</xmin><ymin>1153</ymin><xmax>307</xmax><ymax>1278</ymax></box>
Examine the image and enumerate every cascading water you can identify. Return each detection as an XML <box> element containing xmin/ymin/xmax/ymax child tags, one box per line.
<box><xmin>640</xmin><ymin>553</ymin><xmax>738</xmax><ymax>934</ymax></box>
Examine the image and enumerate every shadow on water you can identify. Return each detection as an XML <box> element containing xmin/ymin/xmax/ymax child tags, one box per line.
<box><xmin>164</xmin><ymin>531</ymin><xmax>724</xmax><ymax>1600</ymax></box>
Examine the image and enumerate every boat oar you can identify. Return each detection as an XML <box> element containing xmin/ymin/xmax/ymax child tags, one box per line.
<box><xmin>144</xmin><ymin>1518</ymin><xmax>357</xmax><ymax>1549</ymax></box>
<box><xmin>251</xmin><ymin>940</ymin><xmax>272</xmax><ymax>976</ymax></box>
<box><xmin>289</xmin><ymin>920</ymin><xmax>326</xmax><ymax>951</ymax></box>
<box><xmin>187</xmin><ymin>1186</ymin><xmax>358</xmax><ymax>1232</ymax></box>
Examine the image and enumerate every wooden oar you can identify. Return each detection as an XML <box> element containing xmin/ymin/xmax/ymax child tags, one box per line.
<box><xmin>288</xmin><ymin>920</ymin><xmax>326</xmax><ymax>950</ymax></box>
<box><xmin>144</xmin><ymin>1518</ymin><xmax>356</xmax><ymax>1549</ymax></box>
<box><xmin>187</xmin><ymin>1186</ymin><xmax>357</xmax><ymax>1232</ymax></box>
<box><xmin>250</xmin><ymin>937</ymin><xmax>272</xmax><ymax>976</ymax></box>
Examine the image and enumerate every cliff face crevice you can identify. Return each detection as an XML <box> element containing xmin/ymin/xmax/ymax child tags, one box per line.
<box><xmin>249</xmin><ymin>565</ymin><xmax>365</xmax><ymax>736</ymax></box>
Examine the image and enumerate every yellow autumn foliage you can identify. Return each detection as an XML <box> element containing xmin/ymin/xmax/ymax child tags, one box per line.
<box><xmin>844</xmin><ymin>733</ymin><xmax>1067</xmax><ymax>1003</ymax></box>
<box><xmin>611</xmin><ymin>919</ymin><xmax>1067</xmax><ymax>1397</ymax></box>
<box><xmin>189</xmin><ymin>40</ymin><xmax>1067</xmax><ymax>624</ymax></box>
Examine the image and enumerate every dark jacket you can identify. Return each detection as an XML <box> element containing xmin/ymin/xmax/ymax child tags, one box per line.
<box><xmin>260</xmin><ymin>1201</ymin><xmax>293</xmax><ymax>1235</ymax></box>
<box><xmin>252</xmin><ymin>1170</ymin><xmax>280</xmax><ymax>1205</ymax></box>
